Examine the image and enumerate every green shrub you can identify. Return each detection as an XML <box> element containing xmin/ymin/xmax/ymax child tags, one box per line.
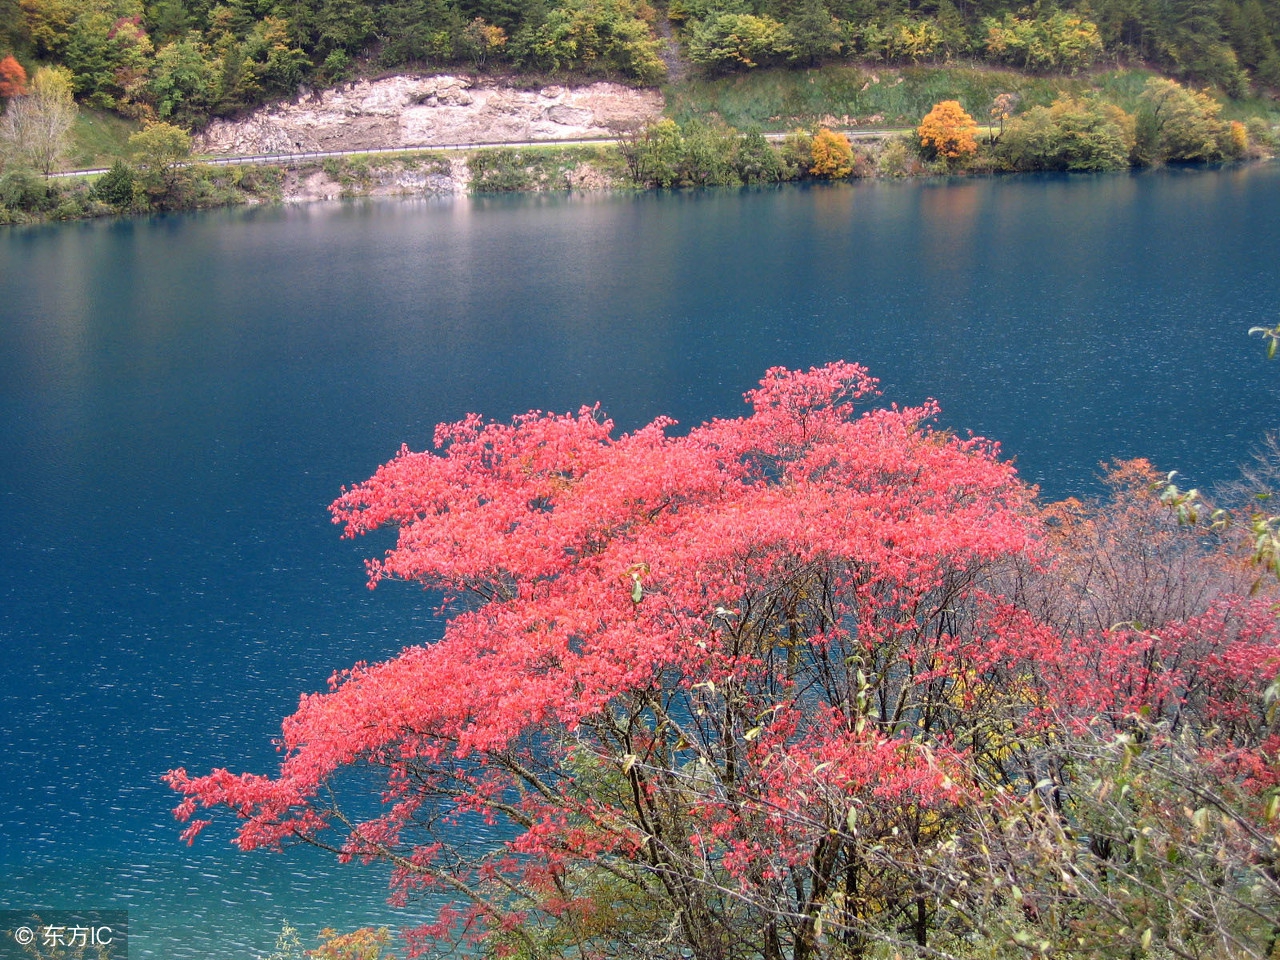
<box><xmin>0</xmin><ymin>168</ymin><xmax>56</xmax><ymax>212</ymax></box>
<box><xmin>777</xmin><ymin>128</ymin><xmax>814</xmax><ymax>178</ymax></box>
<box><xmin>982</xmin><ymin>10</ymin><xmax>1104</xmax><ymax>73</ymax></box>
<box><xmin>237</xmin><ymin>165</ymin><xmax>285</xmax><ymax>197</ymax></box>
<box><xmin>53</xmin><ymin>195</ymin><xmax>89</xmax><ymax>219</ymax></box>
<box><xmin>468</xmin><ymin>149</ymin><xmax>539</xmax><ymax>192</ymax></box>
<box><xmin>874</xmin><ymin>135</ymin><xmax>922</xmax><ymax>176</ymax></box>
<box><xmin>998</xmin><ymin>95</ymin><xmax>1134</xmax><ymax>171</ymax></box>
<box><xmin>734</xmin><ymin>129</ymin><xmax>786</xmax><ymax>183</ymax></box>
<box><xmin>91</xmin><ymin>160</ymin><xmax>137</xmax><ymax>209</ymax></box>
<box><xmin>513</xmin><ymin>0</ymin><xmax>665</xmax><ymax>83</ymax></box>
<box><xmin>322</xmin><ymin>50</ymin><xmax>352</xmax><ymax>84</ymax></box>
<box><xmin>1244</xmin><ymin>116</ymin><xmax>1277</xmax><ymax>152</ymax></box>
<box><xmin>685</xmin><ymin>13</ymin><xmax>794</xmax><ymax>72</ymax></box>
<box><xmin>619</xmin><ymin>118</ymin><xmax>684</xmax><ymax>187</ymax></box>
<box><xmin>471</xmin><ymin>146</ymin><xmax>613</xmax><ymax>192</ymax></box>
<box><xmin>620</xmin><ymin>120</ymin><xmax>785</xmax><ymax>187</ymax></box>
<box><xmin>1134</xmin><ymin>77</ymin><xmax>1227</xmax><ymax>164</ymax></box>
<box><xmin>671</xmin><ymin>119</ymin><xmax>741</xmax><ymax>186</ymax></box>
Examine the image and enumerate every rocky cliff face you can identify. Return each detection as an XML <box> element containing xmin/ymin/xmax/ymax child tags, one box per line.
<box><xmin>197</xmin><ymin>75</ymin><xmax>664</xmax><ymax>156</ymax></box>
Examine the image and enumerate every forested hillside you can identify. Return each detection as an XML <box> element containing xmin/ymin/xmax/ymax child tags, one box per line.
<box><xmin>0</xmin><ymin>0</ymin><xmax>1277</xmax><ymax>130</ymax></box>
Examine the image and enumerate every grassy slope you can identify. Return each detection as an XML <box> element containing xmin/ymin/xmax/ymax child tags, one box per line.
<box><xmin>662</xmin><ymin>62</ymin><xmax>1280</xmax><ymax>131</ymax></box>
<box><xmin>67</xmin><ymin>107</ymin><xmax>140</xmax><ymax>169</ymax></box>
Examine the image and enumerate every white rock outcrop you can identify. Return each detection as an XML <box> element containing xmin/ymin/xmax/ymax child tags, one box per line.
<box><xmin>197</xmin><ymin>75</ymin><xmax>664</xmax><ymax>156</ymax></box>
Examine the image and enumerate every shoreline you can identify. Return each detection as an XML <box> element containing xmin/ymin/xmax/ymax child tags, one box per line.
<box><xmin>8</xmin><ymin>147</ymin><xmax>1278</xmax><ymax>227</ymax></box>
<box><xmin>5</xmin><ymin>68</ymin><xmax>1277</xmax><ymax>224</ymax></box>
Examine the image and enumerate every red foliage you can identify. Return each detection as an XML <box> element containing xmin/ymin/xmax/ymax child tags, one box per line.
<box><xmin>167</xmin><ymin>365</ymin><xmax>1280</xmax><ymax>958</ymax></box>
<box><xmin>0</xmin><ymin>56</ymin><xmax>28</xmax><ymax>100</ymax></box>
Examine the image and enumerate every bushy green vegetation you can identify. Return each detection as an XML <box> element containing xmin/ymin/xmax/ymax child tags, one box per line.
<box><xmin>990</xmin><ymin>75</ymin><xmax>1263</xmax><ymax>169</ymax></box>
<box><xmin>631</xmin><ymin>75</ymin><xmax>1276</xmax><ymax>186</ymax></box>
<box><xmin>617</xmin><ymin>117</ymin><xmax>924</xmax><ymax>184</ymax></box>
<box><xmin>0</xmin><ymin>146</ymin><xmax>284</xmax><ymax>223</ymax></box>
<box><xmin>620</xmin><ymin>116</ymin><xmax>778</xmax><ymax>185</ymax></box>
<box><xmin>997</xmin><ymin>95</ymin><xmax>1135</xmax><ymax>171</ymax></box>
<box><xmin>468</xmin><ymin>143</ymin><xmax>626</xmax><ymax>191</ymax></box>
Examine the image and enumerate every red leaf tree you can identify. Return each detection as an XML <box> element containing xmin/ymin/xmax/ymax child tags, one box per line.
<box><xmin>0</xmin><ymin>55</ymin><xmax>28</xmax><ymax>101</ymax></box>
<box><xmin>168</xmin><ymin>364</ymin><xmax>1280</xmax><ymax>959</ymax></box>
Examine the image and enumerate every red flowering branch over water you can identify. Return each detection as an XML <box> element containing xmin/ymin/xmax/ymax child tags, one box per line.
<box><xmin>167</xmin><ymin>364</ymin><xmax>1280</xmax><ymax>960</ymax></box>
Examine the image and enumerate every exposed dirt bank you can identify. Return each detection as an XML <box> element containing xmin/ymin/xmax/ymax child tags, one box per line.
<box><xmin>196</xmin><ymin>75</ymin><xmax>664</xmax><ymax>156</ymax></box>
<box><xmin>277</xmin><ymin>156</ymin><xmax>473</xmax><ymax>201</ymax></box>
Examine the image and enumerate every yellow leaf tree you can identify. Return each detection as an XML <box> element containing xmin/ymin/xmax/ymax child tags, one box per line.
<box><xmin>809</xmin><ymin>127</ymin><xmax>854</xmax><ymax>178</ymax></box>
<box><xmin>917</xmin><ymin>100</ymin><xmax>979</xmax><ymax>162</ymax></box>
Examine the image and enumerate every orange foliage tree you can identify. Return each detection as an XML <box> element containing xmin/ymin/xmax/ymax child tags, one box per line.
<box><xmin>809</xmin><ymin>126</ymin><xmax>854</xmax><ymax>178</ymax></box>
<box><xmin>0</xmin><ymin>54</ymin><xmax>27</xmax><ymax>101</ymax></box>
<box><xmin>917</xmin><ymin>99</ymin><xmax>979</xmax><ymax>161</ymax></box>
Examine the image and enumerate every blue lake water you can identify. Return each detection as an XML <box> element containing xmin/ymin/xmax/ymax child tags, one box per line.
<box><xmin>2</xmin><ymin>165</ymin><xmax>1279</xmax><ymax>958</ymax></box>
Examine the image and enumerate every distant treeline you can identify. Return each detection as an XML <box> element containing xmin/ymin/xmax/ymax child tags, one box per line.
<box><xmin>4</xmin><ymin>71</ymin><xmax>1274</xmax><ymax>226</ymax></box>
<box><xmin>0</xmin><ymin>0</ymin><xmax>1277</xmax><ymax>128</ymax></box>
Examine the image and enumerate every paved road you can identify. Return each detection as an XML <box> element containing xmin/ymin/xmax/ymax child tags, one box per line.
<box><xmin>50</xmin><ymin>128</ymin><xmax>906</xmax><ymax>179</ymax></box>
